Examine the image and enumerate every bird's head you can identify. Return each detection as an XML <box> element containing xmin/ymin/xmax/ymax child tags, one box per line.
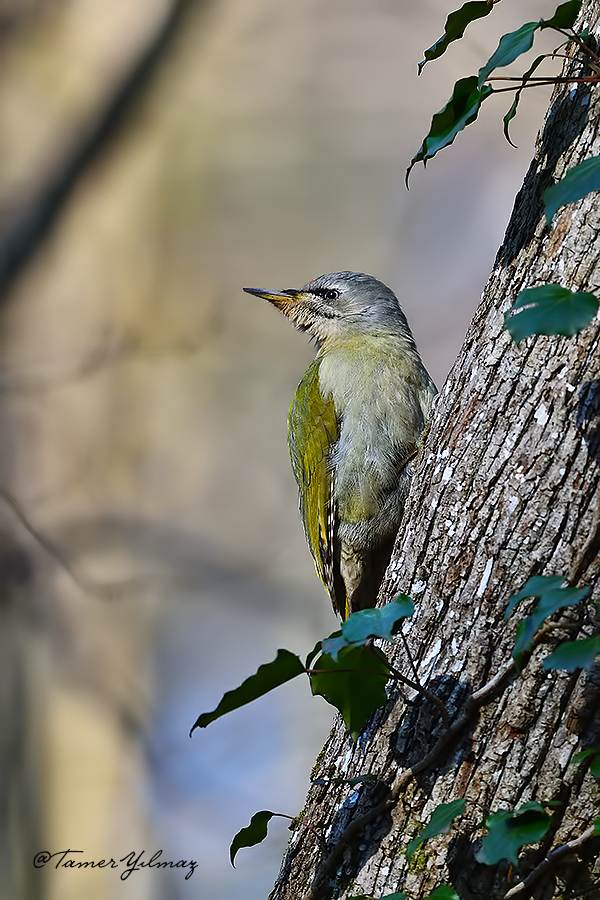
<box><xmin>244</xmin><ymin>272</ymin><xmax>414</xmax><ymax>347</ymax></box>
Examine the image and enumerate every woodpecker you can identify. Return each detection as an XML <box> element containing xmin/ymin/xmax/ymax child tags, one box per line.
<box><xmin>244</xmin><ymin>272</ymin><xmax>436</xmax><ymax>620</ymax></box>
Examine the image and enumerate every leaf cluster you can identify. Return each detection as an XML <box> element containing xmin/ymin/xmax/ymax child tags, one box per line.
<box><xmin>225</xmin><ymin>569</ymin><xmax>598</xmax><ymax>877</ymax></box>
<box><xmin>190</xmin><ymin>593</ymin><xmax>415</xmax><ymax>742</ymax></box>
<box><xmin>407</xmin><ymin>1</ymin><xmax>585</xmax><ymax>181</ymax></box>
<box><xmin>409</xmin><ymin>0</ymin><xmax>600</xmax><ymax>344</ymax></box>
<box><xmin>475</xmin><ymin>801</ymin><xmax>552</xmax><ymax>865</ymax></box>
<box><xmin>505</xmin><ymin>575</ymin><xmax>597</xmax><ymax>671</ymax></box>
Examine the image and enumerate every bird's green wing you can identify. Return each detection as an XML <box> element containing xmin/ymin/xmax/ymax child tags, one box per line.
<box><xmin>288</xmin><ymin>359</ymin><xmax>340</xmax><ymax>612</ymax></box>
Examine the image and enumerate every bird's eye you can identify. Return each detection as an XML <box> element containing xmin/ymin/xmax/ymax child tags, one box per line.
<box><xmin>325</xmin><ymin>289</ymin><xmax>339</xmax><ymax>301</ymax></box>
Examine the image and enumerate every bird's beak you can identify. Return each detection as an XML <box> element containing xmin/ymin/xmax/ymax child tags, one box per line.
<box><xmin>244</xmin><ymin>286</ymin><xmax>320</xmax><ymax>333</ymax></box>
<box><xmin>243</xmin><ymin>287</ymin><xmax>301</xmax><ymax>310</ymax></box>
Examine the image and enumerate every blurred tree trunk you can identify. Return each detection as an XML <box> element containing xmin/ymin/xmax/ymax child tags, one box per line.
<box><xmin>269</xmin><ymin>7</ymin><xmax>600</xmax><ymax>900</ymax></box>
<box><xmin>0</xmin><ymin>0</ymin><xmax>204</xmax><ymax>299</ymax></box>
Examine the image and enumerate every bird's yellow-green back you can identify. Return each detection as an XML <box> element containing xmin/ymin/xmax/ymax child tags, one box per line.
<box><xmin>288</xmin><ymin>359</ymin><xmax>343</xmax><ymax>615</ymax></box>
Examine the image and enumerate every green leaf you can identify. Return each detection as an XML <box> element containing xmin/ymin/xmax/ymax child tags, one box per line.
<box><xmin>406</xmin><ymin>799</ymin><xmax>466</xmax><ymax>860</ymax></box>
<box><xmin>230</xmin><ymin>810</ymin><xmax>275</xmax><ymax>866</ymax></box>
<box><xmin>572</xmin><ymin>747</ymin><xmax>600</xmax><ymax>780</ymax></box>
<box><xmin>506</xmin><ymin>576</ymin><xmax>565</xmax><ymax>618</ymax></box>
<box><xmin>475</xmin><ymin>801</ymin><xmax>552</xmax><ymax>866</ymax></box>
<box><xmin>540</xmin><ymin>0</ymin><xmax>582</xmax><ymax>29</ymax></box>
<box><xmin>342</xmin><ymin>594</ymin><xmax>414</xmax><ymax>644</ymax></box>
<box><xmin>543</xmin><ymin>635</ymin><xmax>600</xmax><ymax>671</ymax></box>
<box><xmin>406</xmin><ymin>76</ymin><xmax>492</xmax><ymax>183</ymax></box>
<box><xmin>503</xmin><ymin>54</ymin><xmax>546</xmax><ymax>147</ymax></box>
<box><xmin>477</xmin><ymin>21</ymin><xmax>538</xmax><ymax>88</ymax></box>
<box><xmin>322</xmin><ymin>594</ymin><xmax>415</xmax><ymax>661</ymax></box>
<box><xmin>424</xmin><ymin>888</ymin><xmax>460</xmax><ymax>900</ymax></box>
<box><xmin>310</xmin><ymin>644</ymin><xmax>389</xmax><ymax>740</ymax></box>
<box><xmin>544</xmin><ymin>156</ymin><xmax>600</xmax><ymax>222</ymax></box>
<box><xmin>410</xmin><ymin>0</ymin><xmax>582</xmax><ymax>178</ymax></box>
<box><xmin>190</xmin><ymin>649</ymin><xmax>305</xmax><ymax>734</ymax></box>
<box><xmin>478</xmin><ymin>1</ymin><xmax>581</xmax><ymax>90</ymax></box>
<box><xmin>513</xmin><ymin>584</ymin><xmax>589</xmax><ymax>661</ymax></box>
<box><xmin>505</xmin><ymin>285</ymin><xmax>599</xmax><ymax>343</ymax></box>
<box><xmin>594</xmin><ymin>817</ymin><xmax>600</xmax><ymax>836</ymax></box>
<box><xmin>418</xmin><ymin>1</ymin><xmax>494</xmax><ymax>72</ymax></box>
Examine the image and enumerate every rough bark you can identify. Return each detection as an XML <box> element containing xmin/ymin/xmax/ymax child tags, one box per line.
<box><xmin>270</xmin><ymin>7</ymin><xmax>600</xmax><ymax>900</ymax></box>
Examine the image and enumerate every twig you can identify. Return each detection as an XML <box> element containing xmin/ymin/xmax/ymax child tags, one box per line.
<box><xmin>399</xmin><ymin>630</ymin><xmax>421</xmax><ymax>683</ymax></box>
<box><xmin>486</xmin><ymin>75</ymin><xmax>578</xmax><ymax>81</ymax></box>
<box><xmin>370</xmin><ymin>644</ymin><xmax>451</xmax><ymax>727</ymax></box>
<box><xmin>489</xmin><ymin>76</ymin><xmax>600</xmax><ymax>95</ymax></box>
<box><xmin>276</xmin><ymin>814</ymin><xmax>327</xmax><ymax>856</ymax></box>
<box><xmin>535</xmin><ymin>620</ymin><xmax>582</xmax><ymax>640</ymax></box>
<box><xmin>554</xmin><ymin>28</ymin><xmax>600</xmax><ymax>67</ymax></box>
<box><xmin>305</xmin><ymin>605</ymin><xmax>590</xmax><ymax>897</ymax></box>
<box><xmin>0</xmin><ymin>487</ymin><xmax>83</xmax><ymax>589</ymax></box>
<box><xmin>503</xmin><ymin>824</ymin><xmax>597</xmax><ymax>899</ymax></box>
<box><xmin>0</xmin><ymin>486</ymin><xmax>149</xmax><ymax>600</ymax></box>
<box><xmin>305</xmin><ymin>667</ymin><xmax>391</xmax><ymax>677</ymax></box>
<box><xmin>307</xmin><ymin>657</ymin><xmax>517</xmax><ymax>899</ymax></box>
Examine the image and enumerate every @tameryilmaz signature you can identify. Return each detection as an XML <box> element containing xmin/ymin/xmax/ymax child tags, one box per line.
<box><xmin>33</xmin><ymin>849</ymin><xmax>198</xmax><ymax>880</ymax></box>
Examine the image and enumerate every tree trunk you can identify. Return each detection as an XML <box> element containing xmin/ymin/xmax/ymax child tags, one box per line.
<box><xmin>270</xmin><ymin>6</ymin><xmax>600</xmax><ymax>900</ymax></box>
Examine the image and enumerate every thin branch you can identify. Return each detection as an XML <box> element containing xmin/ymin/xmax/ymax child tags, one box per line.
<box><xmin>305</xmin><ymin>667</ymin><xmax>390</xmax><ymax>677</ymax></box>
<box><xmin>266</xmin><ymin>813</ymin><xmax>327</xmax><ymax>856</ymax></box>
<box><xmin>371</xmin><ymin>644</ymin><xmax>451</xmax><ymax>727</ymax></box>
<box><xmin>305</xmin><ymin>611</ymin><xmax>590</xmax><ymax>899</ymax></box>
<box><xmin>486</xmin><ymin>74</ymin><xmax>575</xmax><ymax>82</ymax></box>
<box><xmin>534</xmin><ymin>619</ymin><xmax>583</xmax><ymax>640</ymax></box>
<box><xmin>0</xmin><ymin>487</ymin><xmax>149</xmax><ymax>599</ymax></box>
<box><xmin>0</xmin><ymin>488</ymin><xmax>82</xmax><ymax>589</ymax></box>
<box><xmin>489</xmin><ymin>76</ymin><xmax>600</xmax><ymax>95</ymax></box>
<box><xmin>554</xmin><ymin>28</ymin><xmax>600</xmax><ymax>66</ymax></box>
<box><xmin>306</xmin><ymin>656</ymin><xmax>518</xmax><ymax>899</ymax></box>
<box><xmin>399</xmin><ymin>629</ymin><xmax>421</xmax><ymax>683</ymax></box>
<box><xmin>503</xmin><ymin>824</ymin><xmax>598</xmax><ymax>899</ymax></box>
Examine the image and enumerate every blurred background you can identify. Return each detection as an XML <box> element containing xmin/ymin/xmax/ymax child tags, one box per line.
<box><xmin>0</xmin><ymin>0</ymin><xmax>556</xmax><ymax>897</ymax></box>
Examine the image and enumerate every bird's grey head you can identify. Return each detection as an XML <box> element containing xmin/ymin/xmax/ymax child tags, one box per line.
<box><xmin>244</xmin><ymin>272</ymin><xmax>413</xmax><ymax>345</ymax></box>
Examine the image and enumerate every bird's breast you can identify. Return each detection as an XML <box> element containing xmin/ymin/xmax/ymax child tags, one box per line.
<box><xmin>317</xmin><ymin>339</ymin><xmax>428</xmax><ymax>524</ymax></box>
